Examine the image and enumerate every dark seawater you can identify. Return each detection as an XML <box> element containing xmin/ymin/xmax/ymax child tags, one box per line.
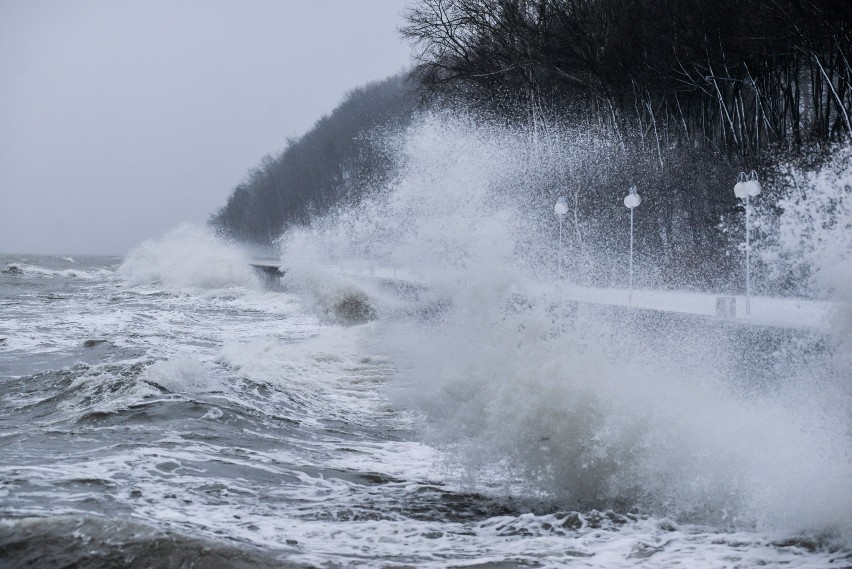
<box><xmin>1</xmin><ymin>252</ymin><xmax>850</xmax><ymax>568</ymax></box>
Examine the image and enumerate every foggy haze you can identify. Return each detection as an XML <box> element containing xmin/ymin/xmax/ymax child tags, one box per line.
<box><xmin>0</xmin><ymin>0</ymin><xmax>411</xmax><ymax>255</ymax></box>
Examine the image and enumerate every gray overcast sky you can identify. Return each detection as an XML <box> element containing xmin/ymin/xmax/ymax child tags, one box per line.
<box><xmin>0</xmin><ymin>0</ymin><xmax>412</xmax><ymax>255</ymax></box>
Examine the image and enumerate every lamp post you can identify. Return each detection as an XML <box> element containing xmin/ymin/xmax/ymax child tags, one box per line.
<box><xmin>554</xmin><ymin>199</ymin><xmax>568</xmax><ymax>278</ymax></box>
<box><xmin>734</xmin><ymin>171</ymin><xmax>761</xmax><ymax>315</ymax></box>
<box><xmin>623</xmin><ymin>186</ymin><xmax>641</xmax><ymax>303</ymax></box>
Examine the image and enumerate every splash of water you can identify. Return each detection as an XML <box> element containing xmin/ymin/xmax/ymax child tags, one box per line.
<box><xmin>280</xmin><ymin>113</ymin><xmax>852</xmax><ymax>541</ymax></box>
<box><xmin>119</xmin><ymin>223</ymin><xmax>259</xmax><ymax>289</ymax></box>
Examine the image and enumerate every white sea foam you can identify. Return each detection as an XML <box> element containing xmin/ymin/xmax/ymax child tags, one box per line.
<box><xmin>139</xmin><ymin>354</ymin><xmax>218</xmax><ymax>393</ymax></box>
<box><xmin>119</xmin><ymin>223</ymin><xmax>259</xmax><ymax>290</ymax></box>
<box><xmin>54</xmin><ymin>362</ymin><xmax>163</xmax><ymax>417</ymax></box>
<box><xmin>216</xmin><ymin>320</ymin><xmax>396</xmax><ymax>432</ymax></box>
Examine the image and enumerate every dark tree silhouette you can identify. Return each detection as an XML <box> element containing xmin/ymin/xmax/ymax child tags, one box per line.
<box><xmin>402</xmin><ymin>0</ymin><xmax>851</xmax><ymax>152</ymax></box>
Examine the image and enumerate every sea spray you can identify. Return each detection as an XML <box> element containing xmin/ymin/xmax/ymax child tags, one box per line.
<box><xmin>280</xmin><ymin>113</ymin><xmax>852</xmax><ymax>541</ymax></box>
<box><xmin>119</xmin><ymin>223</ymin><xmax>259</xmax><ymax>289</ymax></box>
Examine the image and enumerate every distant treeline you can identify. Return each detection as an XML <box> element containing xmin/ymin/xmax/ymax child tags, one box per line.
<box><xmin>210</xmin><ymin>75</ymin><xmax>416</xmax><ymax>245</ymax></box>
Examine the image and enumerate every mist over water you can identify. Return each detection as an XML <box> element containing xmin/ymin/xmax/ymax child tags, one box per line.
<box><xmin>281</xmin><ymin>113</ymin><xmax>852</xmax><ymax>541</ymax></box>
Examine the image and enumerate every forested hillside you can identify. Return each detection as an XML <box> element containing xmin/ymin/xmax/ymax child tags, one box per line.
<box><xmin>212</xmin><ymin>1</ymin><xmax>849</xmax><ymax>290</ymax></box>
<box><xmin>210</xmin><ymin>75</ymin><xmax>416</xmax><ymax>244</ymax></box>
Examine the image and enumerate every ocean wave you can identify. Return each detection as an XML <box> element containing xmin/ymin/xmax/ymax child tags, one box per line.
<box><xmin>118</xmin><ymin>224</ymin><xmax>260</xmax><ymax>290</ymax></box>
<box><xmin>2</xmin><ymin>262</ymin><xmax>107</xmax><ymax>279</ymax></box>
<box><xmin>0</xmin><ymin>515</ymin><xmax>294</xmax><ymax>569</ymax></box>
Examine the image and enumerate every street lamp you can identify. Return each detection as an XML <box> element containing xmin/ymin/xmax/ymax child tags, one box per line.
<box><xmin>554</xmin><ymin>199</ymin><xmax>568</xmax><ymax>278</ymax></box>
<box><xmin>734</xmin><ymin>170</ymin><xmax>761</xmax><ymax>315</ymax></box>
<box><xmin>623</xmin><ymin>185</ymin><xmax>641</xmax><ymax>303</ymax></box>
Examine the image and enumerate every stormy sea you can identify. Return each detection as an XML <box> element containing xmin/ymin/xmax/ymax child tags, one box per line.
<box><xmin>2</xmin><ymin>121</ymin><xmax>852</xmax><ymax>568</ymax></box>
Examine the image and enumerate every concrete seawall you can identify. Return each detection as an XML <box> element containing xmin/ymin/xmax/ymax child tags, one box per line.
<box><xmin>250</xmin><ymin>262</ymin><xmax>831</xmax><ymax>388</ymax></box>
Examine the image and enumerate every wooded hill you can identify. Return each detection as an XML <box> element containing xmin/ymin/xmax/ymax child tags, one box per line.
<box><xmin>210</xmin><ymin>75</ymin><xmax>416</xmax><ymax>245</ymax></box>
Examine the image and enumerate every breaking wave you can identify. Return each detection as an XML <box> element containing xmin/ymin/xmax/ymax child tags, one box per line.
<box><xmin>1</xmin><ymin>262</ymin><xmax>105</xmax><ymax>279</ymax></box>
<box><xmin>279</xmin><ymin>114</ymin><xmax>852</xmax><ymax>542</ymax></box>
<box><xmin>119</xmin><ymin>223</ymin><xmax>259</xmax><ymax>290</ymax></box>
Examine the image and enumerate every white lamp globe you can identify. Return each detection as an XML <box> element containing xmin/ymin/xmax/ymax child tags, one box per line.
<box><xmin>554</xmin><ymin>200</ymin><xmax>568</xmax><ymax>216</ymax></box>
<box><xmin>624</xmin><ymin>193</ymin><xmax>641</xmax><ymax>209</ymax></box>
<box><xmin>734</xmin><ymin>181</ymin><xmax>748</xmax><ymax>199</ymax></box>
<box><xmin>745</xmin><ymin>179</ymin><xmax>761</xmax><ymax>197</ymax></box>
